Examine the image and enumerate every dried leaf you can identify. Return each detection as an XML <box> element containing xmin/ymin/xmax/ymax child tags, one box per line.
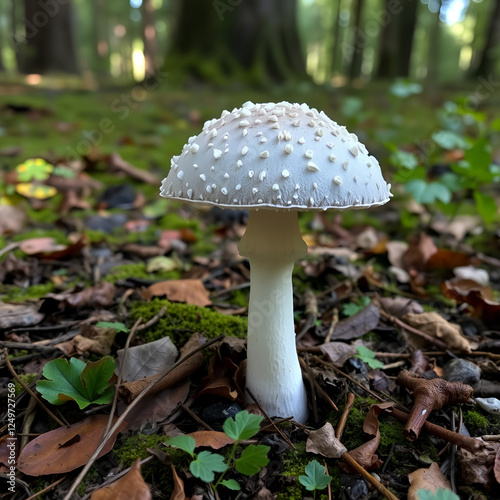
<box><xmin>45</xmin><ymin>282</ymin><xmax>116</xmax><ymax>310</ymax></box>
<box><xmin>17</xmin><ymin>415</ymin><xmax>126</xmax><ymax>476</ymax></box>
<box><xmin>0</xmin><ymin>205</ymin><xmax>26</xmax><ymax>234</ymax></box>
<box><xmin>495</xmin><ymin>447</ymin><xmax>500</xmax><ymax>485</ymax></box>
<box><xmin>319</xmin><ymin>342</ymin><xmax>357</xmax><ymax>367</ymax></box>
<box><xmin>331</xmin><ymin>303</ymin><xmax>380</xmax><ymax>341</ymax></box>
<box><xmin>141</xmin><ymin>279</ymin><xmax>211</xmax><ymax>306</ymax></box>
<box><xmin>19</xmin><ymin>237</ymin><xmax>66</xmax><ymax>255</ymax></box>
<box><xmin>402</xmin><ymin>312</ymin><xmax>471</xmax><ymax>353</ymax></box>
<box><xmin>188</xmin><ymin>431</ymin><xmax>234</xmax><ymax>450</ymax></box>
<box><xmin>116</xmin><ymin>337</ymin><xmax>178</xmax><ymax>382</ymax></box>
<box><xmin>457</xmin><ymin>440</ymin><xmax>500</xmax><ymax>488</ymax></box>
<box><xmin>306</xmin><ymin>422</ymin><xmax>347</xmax><ymax>458</ymax></box>
<box><xmin>170</xmin><ymin>464</ymin><xmax>189</xmax><ymax>500</ymax></box>
<box><xmin>57</xmin><ymin>324</ymin><xmax>118</xmax><ymax>356</ymax></box>
<box><xmin>442</xmin><ymin>278</ymin><xmax>500</xmax><ymax>326</ymax></box>
<box><xmin>402</xmin><ymin>233</ymin><xmax>437</xmax><ymax>272</ymax></box>
<box><xmin>386</xmin><ymin>241</ymin><xmax>408</xmax><ymax>269</ymax></box>
<box><xmin>426</xmin><ymin>249</ymin><xmax>472</xmax><ymax>271</ymax></box>
<box><xmin>91</xmin><ymin>459</ymin><xmax>151</xmax><ymax>500</ymax></box>
<box><xmin>407</xmin><ymin>462</ymin><xmax>453</xmax><ymax>500</ymax></box>
<box><xmin>0</xmin><ymin>302</ymin><xmax>44</xmax><ymax>329</ymax></box>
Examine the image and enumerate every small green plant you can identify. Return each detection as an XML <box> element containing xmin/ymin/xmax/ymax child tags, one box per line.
<box><xmin>166</xmin><ymin>410</ymin><xmax>270</xmax><ymax>493</ymax></box>
<box><xmin>354</xmin><ymin>345</ymin><xmax>384</xmax><ymax>370</ymax></box>
<box><xmin>36</xmin><ymin>356</ymin><xmax>115</xmax><ymax>409</ymax></box>
<box><xmin>342</xmin><ymin>296</ymin><xmax>370</xmax><ymax>317</ymax></box>
<box><xmin>417</xmin><ymin>488</ymin><xmax>459</xmax><ymax>500</ymax></box>
<box><xmin>95</xmin><ymin>321</ymin><xmax>129</xmax><ymax>333</ymax></box>
<box><xmin>299</xmin><ymin>460</ymin><xmax>332</xmax><ymax>498</ymax></box>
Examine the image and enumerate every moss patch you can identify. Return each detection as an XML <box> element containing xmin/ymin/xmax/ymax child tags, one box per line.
<box><xmin>14</xmin><ymin>373</ymin><xmax>38</xmax><ymax>396</ymax></box>
<box><xmin>130</xmin><ymin>299</ymin><xmax>247</xmax><ymax>346</ymax></box>
<box><xmin>1</xmin><ymin>282</ymin><xmax>56</xmax><ymax>302</ymax></box>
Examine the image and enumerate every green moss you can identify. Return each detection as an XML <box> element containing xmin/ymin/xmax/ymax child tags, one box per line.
<box><xmin>77</xmin><ymin>466</ymin><xmax>100</xmax><ymax>496</ymax></box>
<box><xmin>130</xmin><ymin>299</ymin><xmax>247</xmax><ymax>346</ymax></box>
<box><xmin>12</xmin><ymin>229</ymin><xmax>69</xmax><ymax>245</ymax></box>
<box><xmin>1</xmin><ymin>282</ymin><xmax>56</xmax><ymax>302</ymax></box>
<box><xmin>114</xmin><ymin>433</ymin><xmax>189</xmax><ymax>497</ymax></box>
<box><xmin>102</xmin><ymin>263</ymin><xmax>181</xmax><ymax>283</ymax></box>
<box><xmin>159</xmin><ymin>212</ymin><xmax>200</xmax><ymax>231</ymax></box>
<box><xmin>463</xmin><ymin>409</ymin><xmax>497</xmax><ymax>435</ymax></box>
<box><xmin>14</xmin><ymin>373</ymin><xmax>37</xmax><ymax>396</ymax></box>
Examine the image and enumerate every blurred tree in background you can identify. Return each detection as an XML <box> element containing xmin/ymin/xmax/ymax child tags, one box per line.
<box><xmin>0</xmin><ymin>0</ymin><xmax>498</xmax><ymax>85</ymax></box>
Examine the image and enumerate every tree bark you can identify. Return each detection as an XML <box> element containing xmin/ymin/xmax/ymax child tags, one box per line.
<box><xmin>20</xmin><ymin>0</ymin><xmax>78</xmax><ymax>74</ymax></box>
<box><xmin>473</xmin><ymin>0</ymin><xmax>500</xmax><ymax>78</ymax></box>
<box><xmin>376</xmin><ymin>0</ymin><xmax>399</xmax><ymax>78</ymax></box>
<box><xmin>141</xmin><ymin>0</ymin><xmax>158</xmax><ymax>76</ymax></box>
<box><xmin>348</xmin><ymin>0</ymin><xmax>365</xmax><ymax>81</ymax></box>
<box><xmin>426</xmin><ymin>0</ymin><xmax>442</xmax><ymax>83</ymax></box>
<box><xmin>165</xmin><ymin>0</ymin><xmax>307</xmax><ymax>84</ymax></box>
<box><xmin>397</xmin><ymin>0</ymin><xmax>418</xmax><ymax>77</ymax></box>
<box><xmin>90</xmin><ymin>0</ymin><xmax>110</xmax><ymax>76</ymax></box>
<box><xmin>330</xmin><ymin>0</ymin><xmax>342</xmax><ymax>77</ymax></box>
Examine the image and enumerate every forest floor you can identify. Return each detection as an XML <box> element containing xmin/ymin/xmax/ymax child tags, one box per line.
<box><xmin>1</xmin><ymin>80</ymin><xmax>500</xmax><ymax>500</ymax></box>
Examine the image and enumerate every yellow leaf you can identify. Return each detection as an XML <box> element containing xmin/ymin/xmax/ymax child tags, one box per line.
<box><xmin>16</xmin><ymin>183</ymin><xmax>57</xmax><ymax>200</ymax></box>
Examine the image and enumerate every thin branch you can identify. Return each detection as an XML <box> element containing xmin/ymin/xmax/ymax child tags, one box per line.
<box><xmin>336</xmin><ymin>393</ymin><xmax>355</xmax><ymax>441</ymax></box>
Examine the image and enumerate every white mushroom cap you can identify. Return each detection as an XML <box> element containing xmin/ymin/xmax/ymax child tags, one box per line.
<box><xmin>160</xmin><ymin>101</ymin><xmax>392</xmax><ymax>210</ymax></box>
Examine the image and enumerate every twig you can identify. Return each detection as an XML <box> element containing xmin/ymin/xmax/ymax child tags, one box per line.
<box><xmin>379</xmin><ymin>310</ymin><xmax>448</xmax><ymax>350</ymax></box>
<box><xmin>336</xmin><ymin>393</ymin><xmax>355</xmax><ymax>441</ymax></box>
<box><xmin>341</xmin><ymin>452</ymin><xmax>399</xmax><ymax>500</ymax></box>
<box><xmin>298</xmin><ymin>357</ymin><xmax>338</xmax><ymax>412</ymax></box>
<box><xmin>137</xmin><ymin>306</ymin><xmax>167</xmax><ymax>331</ymax></box>
<box><xmin>3</xmin><ymin>349</ymin><xmax>67</xmax><ymax>428</ymax></box>
<box><xmin>0</xmin><ymin>242</ymin><xmax>19</xmax><ymax>258</ymax></box>
<box><xmin>305</xmin><ymin>353</ymin><xmax>318</xmax><ymax>423</ymax></box>
<box><xmin>25</xmin><ymin>475</ymin><xmax>68</xmax><ymax>500</ymax></box>
<box><xmin>104</xmin><ymin>317</ymin><xmax>143</xmax><ymax>438</ymax></box>
<box><xmin>324</xmin><ymin>308</ymin><xmax>339</xmax><ymax>344</ymax></box>
<box><xmin>246</xmin><ymin>387</ymin><xmax>296</xmax><ymax>450</ymax></box>
<box><xmin>63</xmin><ymin>334</ymin><xmax>225</xmax><ymax>500</ymax></box>
<box><xmin>181</xmin><ymin>403</ymin><xmax>215</xmax><ymax>431</ymax></box>
<box><xmin>324</xmin><ymin>461</ymin><xmax>332</xmax><ymax>500</ymax></box>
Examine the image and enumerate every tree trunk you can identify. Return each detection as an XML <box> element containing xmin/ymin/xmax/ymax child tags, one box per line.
<box><xmin>141</xmin><ymin>0</ymin><xmax>158</xmax><ymax>76</ymax></box>
<box><xmin>20</xmin><ymin>0</ymin><xmax>78</xmax><ymax>74</ymax></box>
<box><xmin>376</xmin><ymin>0</ymin><xmax>399</xmax><ymax>78</ymax></box>
<box><xmin>90</xmin><ymin>0</ymin><xmax>110</xmax><ymax>76</ymax></box>
<box><xmin>348</xmin><ymin>0</ymin><xmax>365</xmax><ymax>81</ymax></box>
<box><xmin>426</xmin><ymin>0</ymin><xmax>442</xmax><ymax>83</ymax></box>
<box><xmin>165</xmin><ymin>0</ymin><xmax>307</xmax><ymax>84</ymax></box>
<box><xmin>474</xmin><ymin>0</ymin><xmax>500</xmax><ymax>78</ymax></box>
<box><xmin>397</xmin><ymin>0</ymin><xmax>418</xmax><ymax>77</ymax></box>
<box><xmin>330</xmin><ymin>0</ymin><xmax>342</xmax><ymax>77</ymax></box>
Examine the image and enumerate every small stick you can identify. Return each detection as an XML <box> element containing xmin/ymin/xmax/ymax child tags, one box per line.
<box><xmin>324</xmin><ymin>308</ymin><xmax>339</xmax><ymax>343</ymax></box>
<box><xmin>341</xmin><ymin>452</ymin><xmax>399</xmax><ymax>500</ymax></box>
<box><xmin>324</xmin><ymin>461</ymin><xmax>332</xmax><ymax>500</ymax></box>
<box><xmin>181</xmin><ymin>403</ymin><xmax>215</xmax><ymax>431</ymax></box>
<box><xmin>259</xmin><ymin>416</ymin><xmax>294</xmax><ymax>432</ymax></box>
<box><xmin>136</xmin><ymin>306</ymin><xmax>167</xmax><ymax>331</ymax></box>
<box><xmin>63</xmin><ymin>334</ymin><xmax>225</xmax><ymax>500</ymax></box>
<box><xmin>380</xmin><ymin>310</ymin><xmax>448</xmax><ymax>350</ymax></box>
<box><xmin>246</xmin><ymin>388</ymin><xmax>296</xmax><ymax>450</ymax></box>
<box><xmin>3</xmin><ymin>349</ymin><xmax>67</xmax><ymax>428</ymax></box>
<box><xmin>336</xmin><ymin>393</ymin><xmax>355</xmax><ymax>441</ymax></box>
<box><xmin>298</xmin><ymin>356</ymin><xmax>338</xmax><ymax>411</ymax></box>
<box><xmin>25</xmin><ymin>476</ymin><xmax>68</xmax><ymax>500</ymax></box>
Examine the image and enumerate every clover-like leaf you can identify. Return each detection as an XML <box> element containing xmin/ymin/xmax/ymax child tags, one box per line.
<box><xmin>417</xmin><ymin>488</ymin><xmax>459</xmax><ymax>500</ymax></box>
<box><xmin>16</xmin><ymin>183</ymin><xmax>57</xmax><ymax>200</ymax></box>
<box><xmin>165</xmin><ymin>435</ymin><xmax>196</xmax><ymax>457</ymax></box>
<box><xmin>234</xmin><ymin>444</ymin><xmax>270</xmax><ymax>476</ymax></box>
<box><xmin>223</xmin><ymin>410</ymin><xmax>263</xmax><ymax>442</ymax></box>
<box><xmin>221</xmin><ymin>479</ymin><xmax>240</xmax><ymax>491</ymax></box>
<box><xmin>36</xmin><ymin>357</ymin><xmax>115</xmax><ymax>409</ymax></box>
<box><xmin>299</xmin><ymin>460</ymin><xmax>332</xmax><ymax>492</ymax></box>
<box><xmin>16</xmin><ymin>158</ymin><xmax>53</xmax><ymax>182</ymax></box>
<box><xmin>354</xmin><ymin>345</ymin><xmax>384</xmax><ymax>370</ymax></box>
<box><xmin>96</xmin><ymin>321</ymin><xmax>129</xmax><ymax>333</ymax></box>
<box><xmin>189</xmin><ymin>451</ymin><xmax>227</xmax><ymax>483</ymax></box>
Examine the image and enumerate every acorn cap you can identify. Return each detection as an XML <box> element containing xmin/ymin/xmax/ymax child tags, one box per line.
<box><xmin>160</xmin><ymin>101</ymin><xmax>392</xmax><ymax>210</ymax></box>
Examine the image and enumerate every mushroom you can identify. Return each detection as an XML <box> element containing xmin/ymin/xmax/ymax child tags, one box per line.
<box><xmin>160</xmin><ymin>101</ymin><xmax>392</xmax><ymax>423</ymax></box>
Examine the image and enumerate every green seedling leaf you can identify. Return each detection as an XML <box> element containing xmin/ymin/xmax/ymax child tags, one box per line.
<box><xmin>165</xmin><ymin>435</ymin><xmax>196</xmax><ymax>457</ymax></box>
<box><xmin>432</xmin><ymin>130</ymin><xmax>468</xmax><ymax>150</ymax></box>
<box><xmin>417</xmin><ymin>488</ymin><xmax>459</xmax><ymax>500</ymax></box>
<box><xmin>342</xmin><ymin>296</ymin><xmax>370</xmax><ymax>317</ymax></box>
<box><xmin>221</xmin><ymin>479</ymin><xmax>240</xmax><ymax>491</ymax></box>
<box><xmin>354</xmin><ymin>345</ymin><xmax>384</xmax><ymax>370</ymax></box>
<box><xmin>299</xmin><ymin>460</ymin><xmax>332</xmax><ymax>492</ymax></box>
<box><xmin>234</xmin><ymin>444</ymin><xmax>270</xmax><ymax>476</ymax></box>
<box><xmin>390</xmin><ymin>149</ymin><xmax>419</xmax><ymax>170</ymax></box>
<box><xmin>405</xmin><ymin>180</ymin><xmax>451</xmax><ymax>204</ymax></box>
<box><xmin>36</xmin><ymin>357</ymin><xmax>115</xmax><ymax>409</ymax></box>
<box><xmin>464</xmin><ymin>138</ymin><xmax>492</xmax><ymax>174</ymax></box>
<box><xmin>16</xmin><ymin>158</ymin><xmax>53</xmax><ymax>182</ymax></box>
<box><xmin>223</xmin><ymin>410</ymin><xmax>263</xmax><ymax>442</ymax></box>
<box><xmin>96</xmin><ymin>321</ymin><xmax>129</xmax><ymax>333</ymax></box>
<box><xmin>389</xmin><ymin>80</ymin><xmax>422</xmax><ymax>98</ymax></box>
<box><xmin>474</xmin><ymin>191</ymin><xmax>498</xmax><ymax>224</ymax></box>
<box><xmin>190</xmin><ymin>451</ymin><xmax>227</xmax><ymax>483</ymax></box>
<box><xmin>52</xmin><ymin>165</ymin><xmax>76</xmax><ymax>178</ymax></box>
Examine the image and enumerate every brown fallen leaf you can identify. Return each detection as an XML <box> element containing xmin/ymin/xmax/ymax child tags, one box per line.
<box><xmin>91</xmin><ymin>458</ymin><xmax>151</xmax><ymax>499</ymax></box>
<box><xmin>45</xmin><ymin>282</ymin><xmax>116</xmax><ymax>310</ymax></box>
<box><xmin>188</xmin><ymin>431</ymin><xmax>234</xmax><ymax>450</ymax></box>
<box><xmin>340</xmin><ymin>402</ymin><xmax>394</xmax><ymax>472</ymax></box>
<box><xmin>0</xmin><ymin>302</ymin><xmax>44</xmax><ymax>329</ymax></box>
<box><xmin>425</xmin><ymin>248</ymin><xmax>472</xmax><ymax>271</ymax></box>
<box><xmin>56</xmin><ymin>324</ymin><xmax>118</xmax><ymax>356</ymax></box>
<box><xmin>319</xmin><ymin>342</ymin><xmax>357</xmax><ymax>367</ymax></box>
<box><xmin>0</xmin><ymin>205</ymin><xmax>26</xmax><ymax>234</ymax></box>
<box><xmin>457</xmin><ymin>439</ymin><xmax>500</xmax><ymax>489</ymax></box>
<box><xmin>495</xmin><ymin>447</ymin><xmax>500</xmax><ymax>485</ymax></box>
<box><xmin>331</xmin><ymin>303</ymin><xmax>380</xmax><ymax>341</ymax></box>
<box><xmin>170</xmin><ymin>465</ymin><xmax>189</xmax><ymax>500</ymax></box>
<box><xmin>306</xmin><ymin>422</ymin><xmax>347</xmax><ymax>458</ymax></box>
<box><xmin>402</xmin><ymin>312</ymin><xmax>472</xmax><ymax>353</ymax></box>
<box><xmin>141</xmin><ymin>279</ymin><xmax>211</xmax><ymax>307</ymax></box>
<box><xmin>407</xmin><ymin>462</ymin><xmax>453</xmax><ymax>500</ymax></box>
<box><xmin>442</xmin><ymin>278</ymin><xmax>500</xmax><ymax>326</ymax></box>
<box><xmin>402</xmin><ymin>233</ymin><xmax>437</xmax><ymax>272</ymax></box>
<box><xmin>17</xmin><ymin>415</ymin><xmax>126</xmax><ymax>476</ymax></box>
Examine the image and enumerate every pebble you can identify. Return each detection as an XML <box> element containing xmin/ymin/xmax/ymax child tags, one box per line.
<box><xmin>443</xmin><ymin>358</ymin><xmax>481</xmax><ymax>385</ymax></box>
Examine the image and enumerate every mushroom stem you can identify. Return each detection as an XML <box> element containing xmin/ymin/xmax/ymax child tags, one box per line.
<box><xmin>239</xmin><ymin>209</ymin><xmax>309</xmax><ymax>423</ymax></box>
